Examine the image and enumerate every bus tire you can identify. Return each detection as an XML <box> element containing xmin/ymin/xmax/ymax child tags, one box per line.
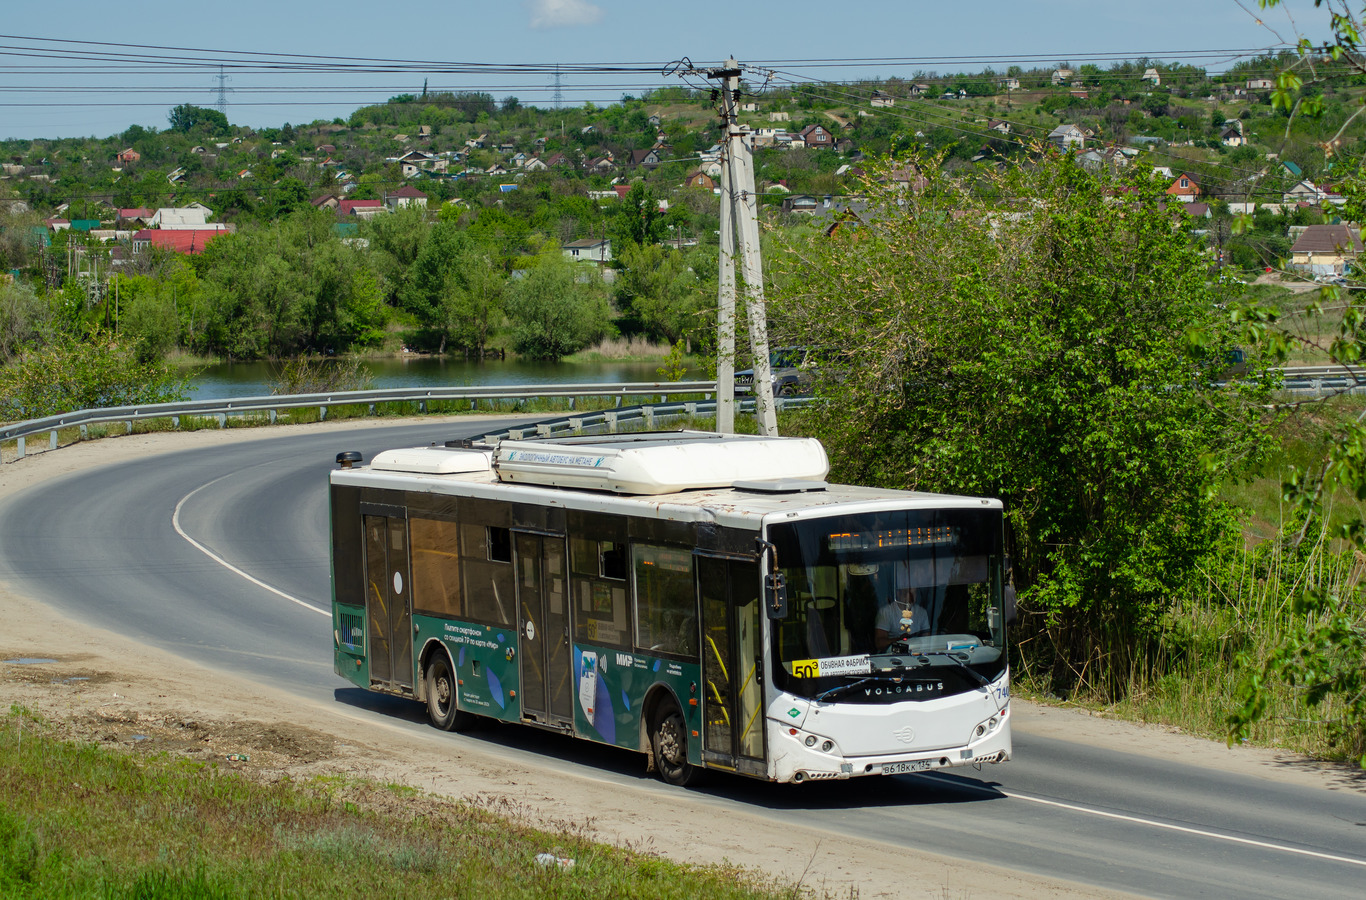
<box><xmin>650</xmin><ymin>703</ymin><xmax>702</xmax><ymax>787</ymax></box>
<box><xmin>426</xmin><ymin>653</ymin><xmax>471</xmax><ymax>732</ymax></box>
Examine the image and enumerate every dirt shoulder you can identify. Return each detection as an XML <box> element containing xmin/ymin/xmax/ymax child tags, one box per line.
<box><xmin>2</xmin><ymin>423</ymin><xmax>1351</xmax><ymax>897</ymax></box>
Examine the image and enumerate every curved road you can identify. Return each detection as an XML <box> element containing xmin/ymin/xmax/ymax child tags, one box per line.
<box><xmin>2</xmin><ymin>420</ymin><xmax>1365</xmax><ymax>898</ymax></box>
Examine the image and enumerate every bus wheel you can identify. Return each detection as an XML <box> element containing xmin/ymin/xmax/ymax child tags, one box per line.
<box><xmin>426</xmin><ymin>654</ymin><xmax>470</xmax><ymax>732</ymax></box>
<box><xmin>650</xmin><ymin>704</ymin><xmax>701</xmax><ymax>787</ymax></box>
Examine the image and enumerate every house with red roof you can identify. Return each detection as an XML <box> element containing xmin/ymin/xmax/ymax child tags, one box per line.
<box><xmin>131</xmin><ymin>229</ymin><xmax>224</xmax><ymax>255</ymax></box>
<box><xmin>338</xmin><ymin>199</ymin><xmax>385</xmax><ymax>219</ymax></box>
<box><xmin>384</xmin><ymin>186</ymin><xmax>428</xmax><ymax>211</ymax></box>
<box><xmin>116</xmin><ymin>208</ymin><xmax>154</xmax><ymax>228</ymax></box>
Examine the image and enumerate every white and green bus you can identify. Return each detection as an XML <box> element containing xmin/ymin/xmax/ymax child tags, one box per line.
<box><xmin>330</xmin><ymin>431</ymin><xmax>1012</xmax><ymax>785</ymax></box>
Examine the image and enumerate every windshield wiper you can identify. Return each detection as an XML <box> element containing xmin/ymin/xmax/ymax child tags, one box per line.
<box><xmin>816</xmin><ymin>673</ymin><xmax>906</xmax><ymax>702</ymax></box>
<box><xmin>918</xmin><ymin>650</ymin><xmax>992</xmax><ymax>689</ymax></box>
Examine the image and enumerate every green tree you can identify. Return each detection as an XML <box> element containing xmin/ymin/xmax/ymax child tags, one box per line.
<box><xmin>504</xmin><ymin>252</ymin><xmax>613</xmax><ymax>360</ymax></box>
<box><xmin>613</xmin><ymin>242</ymin><xmax>708</xmax><ymax>345</ymax></box>
<box><xmin>769</xmin><ymin>153</ymin><xmax>1272</xmax><ymax>699</ymax></box>
<box><xmin>167</xmin><ymin>104</ymin><xmax>229</xmax><ymax>136</ymax></box>
<box><xmin>1227</xmin><ymin>1</ymin><xmax>1366</xmax><ymax>765</ymax></box>
<box><xmin>365</xmin><ymin>206</ymin><xmax>431</xmax><ymax>305</ymax></box>
<box><xmin>196</xmin><ymin>211</ymin><xmax>385</xmax><ymax>358</ymax></box>
<box><xmin>402</xmin><ymin>224</ymin><xmax>505</xmax><ymax>355</ymax></box>
<box><xmin>608</xmin><ymin>183</ymin><xmax>667</xmax><ymax>251</ymax></box>
<box><xmin>270</xmin><ymin>177</ymin><xmax>312</xmax><ymax>218</ymax></box>
<box><xmin>105</xmin><ymin>256</ymin><xmax>203</xmax><ymax>361</ymax></box>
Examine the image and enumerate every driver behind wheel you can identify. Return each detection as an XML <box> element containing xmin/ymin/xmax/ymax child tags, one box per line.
<box><xmin>874</xmin><ymin>586</ymin><xmax>929</xmax><ymax>652</ymax></box>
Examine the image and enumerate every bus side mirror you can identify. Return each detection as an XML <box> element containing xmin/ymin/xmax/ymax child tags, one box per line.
<box><xmin>756</xmin><ymin>537</ymin><xmax>788</xmax><ymax>619</ymax></box>
<box><xmin>765</xmin><ymin>571</ymin><xmax>788</xmax><ymax>619</ymax></box>
<box><xmin>1004</xmin><ymin>583</ymin><xmax>1018</xmax><ymax>626</ymax></box>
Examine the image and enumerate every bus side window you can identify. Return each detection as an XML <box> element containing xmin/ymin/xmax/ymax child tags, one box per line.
<box><xmin>601</xmin><ymin>542</ymin><xmax>626</xmax><ymax>580</ymax></box>
<box><xmin>410</xmin><ymin>517</ymin><xmax>462</xmax><ymax>618</ymax></box>
<box><xmin>488</xmin><ymin>526</ymin><xmax>512</xmax><ymax>563</ymax></box>
<box><xmin>632</xmin><ymin>544</ymin><xmax>698</xmax><ymax>658</ymax></box>
<box><xmin>571</xmin><ymin>538</ymin><xmax>628</xmax><ymax>646</ymax></box>
<box><xmin>460</xmin><ymin>523</ymin><xmax>514</xmax><ymax>626</ymax></box>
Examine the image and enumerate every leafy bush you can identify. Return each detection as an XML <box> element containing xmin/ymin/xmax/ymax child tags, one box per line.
<box><xmin>0</xmin><ymin>332</ymin><xmax>190</xmax><ymax>422</ymax></box>
<box><xmin>0</xmin><ymin>281</ymin><xmax>55</xmax><ymax>363</ymax></box>
<box><xmin>505</xmin><ymin>254</ymin><xmax>613</xmax><ymax>360</ymax></box>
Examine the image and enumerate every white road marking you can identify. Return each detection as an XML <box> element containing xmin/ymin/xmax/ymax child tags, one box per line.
<box><xmin>921</xmin><ymin>772</ymin><xmax>1366</xmax><ymax>869</ymax></box>
<box><xmin>173</xmin><ymin>476</ymin><xmax>328</xmax><ymax>618</ymax></box>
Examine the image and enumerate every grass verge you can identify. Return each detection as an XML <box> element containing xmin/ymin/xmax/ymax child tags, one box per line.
<box><xmin>0</xmin><ymin>706</ymin><xmax>807</xmax><ymax>899</ymax></box>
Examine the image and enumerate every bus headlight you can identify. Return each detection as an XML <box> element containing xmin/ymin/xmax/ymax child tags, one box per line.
<box><xmin>821</xmin><ymin>740</ymin><xmax>834</xmax><ymax>752</ymax></box>
<box><xmin>805</xmin><ymin>735</ymin><xmax>817</xmax><ymax>747</ymax></box>
<box><xmin>973</xmin><ymin>714</ymin><xmax>1002</xmax><ymax>741</ymax></box>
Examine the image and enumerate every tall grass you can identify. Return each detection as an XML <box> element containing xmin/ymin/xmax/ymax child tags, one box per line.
<box><xmin>0</xmin><ymin>706</ymin><xmax>809</xmax><ymax>899</ymax></box>
<box><xmin>575</xmin><ymin>337</ymin><xmax>675</xmax><ymax>360</ymax></box>
<box><xmin>268</xmin><ymin>356</ymin><xmax>373</xmax><ymax>395</ymax></box>
<box><xmin>1104</xmin><ymin>518</ymin><xmax>1365</xmax><ymax>761</ymax></box>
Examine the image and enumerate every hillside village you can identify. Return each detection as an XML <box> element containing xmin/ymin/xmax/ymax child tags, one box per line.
<box><xmin>0</xmin><ymin>53</ymin><xmax>1362</xmax><ymax>361</ymax></box>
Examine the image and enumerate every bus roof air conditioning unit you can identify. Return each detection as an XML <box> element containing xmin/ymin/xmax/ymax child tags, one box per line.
<box><xmin>492</xmin><ymin>431</ymin><xmax>830</xmax><ymax>495</ymax></box>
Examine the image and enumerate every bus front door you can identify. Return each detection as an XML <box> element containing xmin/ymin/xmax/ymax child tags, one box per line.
<box><xmin>515</xmin><ymin>532</ymin><xmax>572</xmax><ymax>728</ymax></box>
<box><xmin>363</xmin><ymin>511</ymin><xmax>413</xmax><ymax>694</ymax></box>
<box><xmin>699</xmin><ymin>556</ymin><xmax>766</xmax><ymax>775</ymax></box>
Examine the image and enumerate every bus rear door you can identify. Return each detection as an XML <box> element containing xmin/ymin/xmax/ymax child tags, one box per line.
<box><xmin>514</xmin><ymin>532</ymin><xmax>573</xmax><ymax>728</ymax></box>
<box><xmin>362</xmin><ymin>507</ymin><xmax>413</xmax><ymax>694</ymax></box>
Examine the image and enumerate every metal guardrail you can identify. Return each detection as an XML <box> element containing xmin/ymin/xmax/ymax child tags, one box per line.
<box><xmin>0</xmin><ymin>381</ymin><xmax>719</xmax><ymax>463</ymax></box>
<box><xmin>1282</xmin><ymin>365</ymin><xmax>1366</xmax><ymax>379</ymax></box>
<box><xmin>8</xmin><ymin>363</ymin><xmax>1360</xmax><ymax>463</ymax></box>
<box><xmin>1279</xmin><ymin>365</ymin><xmax>1366</xmax><ymax>396</ymax></box>
<box><xmin>474</xmin><ymin>396</ymin><xmax>812</xmax><ymax>444</ymax></box>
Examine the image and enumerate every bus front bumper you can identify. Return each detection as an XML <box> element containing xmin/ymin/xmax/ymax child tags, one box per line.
<box><xmin>767</xmin><ymin>707</ymin><xmax>1012</xmax><ymax>784</ymax></box>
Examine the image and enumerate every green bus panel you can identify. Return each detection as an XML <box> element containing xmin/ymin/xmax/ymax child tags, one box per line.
<box><xmin>334</xmin><ymin>604</ymin><xmax>369</xmax><ymax>688</ymax></box>
<box><xmin>416</xmin><ymin>615</ymin><xmax>522</xmax><ymax>725</ymax></box>
<box><xmin>572</xmin><ymin>642</ymin><xmax>703</xmax><ymax>765</ymax></box>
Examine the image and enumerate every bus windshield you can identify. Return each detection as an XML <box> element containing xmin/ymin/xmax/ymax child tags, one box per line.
<box><xmin>767</xmin><ymin>508</ymin><xmax>1006</xmax><ymax>701</ymax></box>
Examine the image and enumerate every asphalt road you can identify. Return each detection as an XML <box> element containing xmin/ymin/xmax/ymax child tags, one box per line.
<box><xmin>2</xmin><ymin>419</ymin><xmax>1365</xmax><ymax>898</ymax></box>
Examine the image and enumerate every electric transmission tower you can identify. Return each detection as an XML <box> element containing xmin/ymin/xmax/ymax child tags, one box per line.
<box><xmin>552</xmin><ymin>65</ymin><xmax>563</xmax><ymax>110</ymax></box>
<box><xmin>212</xmin><ymin>65</ymin><xmax>233</xmax><ymax>115</ymax></box>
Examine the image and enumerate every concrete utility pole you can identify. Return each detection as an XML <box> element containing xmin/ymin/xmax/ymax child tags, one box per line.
<box><xmin>715</xmin><ymin>88</ymin><xmax>737</xmax><ymax>435</ymax></box>
<box><xmin>709</xmin><ymin>58</ymin><xmax>778</xmax><ymax>437</ymax></box>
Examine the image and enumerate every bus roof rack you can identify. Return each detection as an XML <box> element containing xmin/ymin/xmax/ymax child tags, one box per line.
<box><xmin>733</xmin><ymin>479</ymin><xmax>828</xmax><ymax>493</ymax></box>
<box><xmin>493</xmin><ymin>430</ymin><xmax>829</xmax><ymax>495</ymax></box>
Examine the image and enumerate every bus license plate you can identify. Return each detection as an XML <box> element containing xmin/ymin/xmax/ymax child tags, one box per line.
<box><xmin>882</xmin><ymin>759</ymin><xmax>934</xmax><ymax>775</ymax></box>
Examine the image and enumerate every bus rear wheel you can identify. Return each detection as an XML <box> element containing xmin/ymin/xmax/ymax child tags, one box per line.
<box><xmin>650</xmin><ymin>704</ymin><xmax>702</xmax><ymax>787</ymax></box>
<box><xmin>426</xmin><ymin>654</ymin><xmax>471</xmax><ymax>732</ymax></box>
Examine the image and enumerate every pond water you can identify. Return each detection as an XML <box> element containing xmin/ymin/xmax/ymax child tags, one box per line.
<box><xmin>188</xmin><ymin>356</ymin><xmax>675</xmax><ymax>401</ymax></box>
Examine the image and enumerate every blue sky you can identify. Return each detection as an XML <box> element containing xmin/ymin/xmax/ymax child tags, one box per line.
<box><xmin>0</xmin><ymin>0</ymin><xmax>1331</xmax><ymax>140</ymax></box>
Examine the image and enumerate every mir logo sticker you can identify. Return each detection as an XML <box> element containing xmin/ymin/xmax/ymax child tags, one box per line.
<box><xmin>788</xmin><ymin>708</ymin><xmax>801</xmax><ymax>718</ymax></box>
